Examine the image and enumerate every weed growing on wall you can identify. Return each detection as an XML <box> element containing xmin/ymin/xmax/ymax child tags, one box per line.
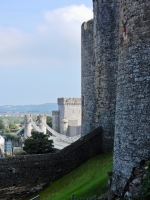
<box><xmin>139</xmin><ymin>161</ymin><xmax>150</xmax><ymax>200</ymax></box>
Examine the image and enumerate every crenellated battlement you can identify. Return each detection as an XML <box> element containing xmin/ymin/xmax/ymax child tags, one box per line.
<box><xmin>58</xmin><ymin>98</ymin><xmax>81</xmax><ymax>106</ymax></box>
<box><xmin>81</xmin><ymin>19</ymin><xmax>93</xmax><ymax>31</ymax></box>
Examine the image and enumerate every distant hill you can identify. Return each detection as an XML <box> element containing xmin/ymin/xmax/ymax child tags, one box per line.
<box><xmin>0</xmin><ymin>103</ymin><xmax>58</xmax><ymax>114</ymax></box>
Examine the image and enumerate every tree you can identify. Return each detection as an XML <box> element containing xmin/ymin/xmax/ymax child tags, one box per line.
<box><xmin>6</xmin><ymin>133</ymin><xmax>19</xmax><ymax>141</ymax></box>
<box><xmin>0</xmin><ymin>120</ymin><xmax>5</xmax><ymax>133</ymax></box>
<box><xmin>4</xmin><ymin>128</ymin><xmax>11</xmax><ymax>133</ymax></box>
<box><xmin>9</xmin><ymin>123</ymin><xmax>18</xmax><ymax>130</ymax></box>
<box><xmin>23</xmin><ymin>131</ymin><xmax>54</xmax><ymax>154</ymax></box>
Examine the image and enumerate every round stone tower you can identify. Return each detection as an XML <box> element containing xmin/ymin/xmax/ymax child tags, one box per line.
<box><xmin>81</xmin><ymin>19</ymin><xmax>95</xmax><ymax>136</ymax></box>
<box><xmin>112</xmin><ymin>0</ymin><xmax>150</xmax><ymax>196</ymax></box>
<box><xmin>93</xmin><ymin>0</ymin><xmax>119</xmax><ymax>152</ymax></box>
<box><xmin>37</xmin><ymin>114</ymin><xmax>47</xmax><ymax>134</ymax></box>
<box><xmin>61</xmin><ymin>118</ymin><xmax>68</xmax><ymax>135</ymax></box>
<box><xmin>24</xmin><ymin>114</ymin><xmax>32</xmax><ymax>138</ymax></box>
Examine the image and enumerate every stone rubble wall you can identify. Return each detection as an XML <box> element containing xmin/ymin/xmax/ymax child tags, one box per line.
<box><xmin>93</xmin><ymin>0</ymin><xmax>119</xmax><ymax>152</ymax></box>
<box><xmin>81</xmin><ymin>19</ymin><xmax>95</xmax><ymax>136</ymax></box>
<box><xmin>0</xmin><ymin>127</ymin><xmax>102</xmax><ymax>200</ymax></box>
<box><xmin>111</xmin><ymin>0</ymin><xmax>150</xmax><ymax>196</ymax></box>
<box><xmin>81</xmin><ymin>0</ymin><xmax>119</xmax><ymax>152</ymax></box>
<box><xmin>81</xmin><ymin>0</ymin><xmax>150</xmax><ymax>197</ymax></box>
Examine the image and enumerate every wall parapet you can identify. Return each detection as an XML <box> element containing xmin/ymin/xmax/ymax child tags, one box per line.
<box><xmin>0</xmin><ymin>127</ymin><xmax>103</xmax><ymax>199</ymax></box>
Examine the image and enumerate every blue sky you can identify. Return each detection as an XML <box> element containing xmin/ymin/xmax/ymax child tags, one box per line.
<box><xmin>0</xmin><ymin>0</ymin><xmax>93</xmax><ymax>105</ymax></box>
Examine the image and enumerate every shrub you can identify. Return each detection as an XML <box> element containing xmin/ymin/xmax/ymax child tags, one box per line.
<box><xmin>23</xmin><ymin>131</ymin><xmax>54</xmax><ymax>154</ymax></box>
<box><xmin>139</xmin><ymin>161</ymin><xmax>150</xmax><ymax>200</ymax></box>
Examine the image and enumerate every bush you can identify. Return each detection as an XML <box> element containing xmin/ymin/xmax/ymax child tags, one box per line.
<box><xmin>23</xmin><ymin>131</ymin><xmax>54</xmax><ymax>154</ymax></box>
<box><xmin>6</xmin><ymin>133</ymin><xmax>19</xmax><ymax>140</ymax></box>
<box><xmin>139</xmin><ymin>161</ymin><xmax>150</xmax><ymax>200</ymax></box>
<box><xmin>9</xmin><ymin>123</ymin><xmax>18</xmax><ymax>130</ymax></box>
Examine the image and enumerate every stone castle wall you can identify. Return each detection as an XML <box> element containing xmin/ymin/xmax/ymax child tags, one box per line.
<box><xmin>111</xmin><ymin>0</ymin><xmax>150</xmax><ymax>196</ymax></box>
<box><xmin>81</xmin><ymin>0</ymin><xmax>150</xmax><ymax>196</ymax></box>
<box><xmin>93</xmin><ymin>0</ymin><xmax>119</xmax><ymax>152</ymax></box>
<box><xmin>81</xmin><ymin>0</ymin><xmax>119</xmax><ymax>152</ymax></box>
<box><xmin>81</xmin><ymin>19</ymin><xmax>95</xmax><ymax>136</ymax></box>
<box><xmin>0</xmin><ymin>127</ymin><xmax>102</xmax><ymax>200</ymax></box>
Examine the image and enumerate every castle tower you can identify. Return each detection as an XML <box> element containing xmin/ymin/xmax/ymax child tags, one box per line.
<box><xmin>58</xmin><ymin>98</ymin><xmax>81</xmax><ymax>136</ymax></box>
<box><xmin>61</xmin><ymin>118</ymin><xmax>68</xmax><ymax>135</ymax></box>
<box><xmin>37</xmin><ymin>114</ymin><xmax>47</xmax><ymax>134</ymax></box>
<box><xmin>93</xmin><ymin>0</ymin><xmax>119</xmax><ymax>152</ymax></box>
<box><xmin>81</xmin><ymin>19</ymin><xmax>95</xmax><ymax>136</ymax></box>
<box><xmin>112</xmin><ymin>0</ymin><xmax>150</xmax><ymax>195</ymax></box>
<box><xmin>24</xmin><ymin>114</ymin><xmax>32</xmax><ymax>138</ymax></box>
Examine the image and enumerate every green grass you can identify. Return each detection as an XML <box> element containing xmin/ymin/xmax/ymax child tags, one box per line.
<box><xmin>27</xmin><ymin>152</ymin><xmax>112</xmax><ymax>200</ymax></box>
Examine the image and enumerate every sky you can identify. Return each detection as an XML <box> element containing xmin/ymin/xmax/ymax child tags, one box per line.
<box><xmin>0</xmin><ymin>0</ymin><xmax>93</xmax><ymax>105</ymax></box>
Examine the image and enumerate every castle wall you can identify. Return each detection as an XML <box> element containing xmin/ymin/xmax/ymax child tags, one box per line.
<box><xmin>52</xmin><ymin>111</ymin><xmax>60</xmax><ymax>132</ymax></box>
<box><xmin>0</xmin><ymin>127</ymin><xmax>102</xmax><ymax>200</ymax></box>
<box><xmin>93</xmin><ymin>0</ymin><xmax>119</xmax><ymax>152</ymax></box>
<box><xmin>111</xmin><ymin>0</ymin><xmax>150</xmax><ymax>195</ymax></box>
<box><xmin>81</xmin><ymin>19</ymin><xmax>95</xmax><ymax>136</ymax></box>
<box><xmin>60</xmin><ymin>118</ymin><xmax>68</xmax><ymax>135</ymax></box>
<box><xmin>68</xmin><ymin>126</ymin><xmax>81</xmax><ymax>137</ymax></box>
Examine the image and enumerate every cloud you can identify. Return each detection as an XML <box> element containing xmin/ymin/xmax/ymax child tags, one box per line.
<box><xmin>45</xmin><ymin>4</ymin><xmax>92</xmax><ymax>23</ymax></box>
<box><xmin>0</xmin><ymin>27</ymin><xmax>28</xmax><ymax>53</ymax></box>
<box><xmin>0</xmin><ymin>4</ymin><xmax>93</xmax><ymax>68</ymax></box>
<box><xmin>38</xmin><ymin>4</ymin><xmax>93</xmax><ymax>41</ymax></box>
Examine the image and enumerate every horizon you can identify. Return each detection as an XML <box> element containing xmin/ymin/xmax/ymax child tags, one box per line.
<box><xmin>0</xmin><ymin>102</ymin><xmax>57</xmax><ymax>106</ymax></box>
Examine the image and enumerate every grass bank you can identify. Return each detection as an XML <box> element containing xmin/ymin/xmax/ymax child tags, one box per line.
<box><xmin>27</xmin><ymin>152</ymin><xmax>112</xmax><ymax>200</ymax></box>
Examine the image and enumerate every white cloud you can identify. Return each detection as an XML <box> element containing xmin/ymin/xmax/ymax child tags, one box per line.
<box><xmin>0</xmin><ymin>26</ymin><xmax>29</xmax><ymax>53</ymax></box>
<box><xmin>38</xmin><ymin>4</ymin><xmax>93</xmax><ymax>40</ymax></box>
<box><xmin>44</xmin><ymin>4</ymin><xmax>92</xmax><ymax>24</ymax></box>
<box><xmin>0</xmin><ymin>5</ymin><xmax>93</xmax><ymax>68</ymax></box>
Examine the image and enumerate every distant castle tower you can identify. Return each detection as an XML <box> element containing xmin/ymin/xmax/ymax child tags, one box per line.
<box><xmin>52</xmin><ymin>98</ymin><xmax>81</xmax><ymax>136</ymax></box>
<box><xmin>111</xmin><ymin>0</ymin><xmax>150</xmax><ymax>195</ymax></box>
<box><xmin>61</xmin><ymin>118</ymin><xmax>68</xmax><ymax>135</ymax></box>
<box><xmin>37</xmin><ymin>114</ymin><xmax>47</xmax><ymax>134</ymax></box>
<box><xmin>24</xmin><ymin>114</ymin><xmax>32</xmax><ymax>138</ymax></box>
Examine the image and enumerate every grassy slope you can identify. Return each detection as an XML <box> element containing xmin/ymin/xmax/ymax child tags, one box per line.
<box><xmin>27</xmin><ymin>153</ymin><xmax>112</xmax><ymax>200</ymax></box>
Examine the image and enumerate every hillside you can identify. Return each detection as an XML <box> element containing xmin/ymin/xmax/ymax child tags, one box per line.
<box><xmin>27</xmin><ymin>153</ymin><xmax>112</xmax><ymax>200</ymax></box>
<box><xmin>0</xmin><ymin>103</ymin><xmax>57</xmax><ymax>114</ymax></box>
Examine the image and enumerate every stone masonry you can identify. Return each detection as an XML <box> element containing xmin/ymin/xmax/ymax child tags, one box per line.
<box><xmin>81</xmin><ymin>0</ymin><xmax>119</xmax><ymax>152</ymax></box>
<box><xmin>81</xmin><ymin>19</ymin><xmax>95</xmax><ymax>136</ymax></box>
<box><xmin>0</xmin><ymin>127</ymin><xmax>102</xmax><ymax>200</ymax></box>
<box><xmin>111</xmin><ymin>0</ymin><xmax>150</xmax><ymax>196</ymax></box>
<box><xmin>81</xmin><ymin>0</ymin><xmax>150</xmax><ymax>196</ymax></box>
<box><xmin>93</xmin><ymin>0</ymin><xmax>119</xmax><ymax>152</ymax></box>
